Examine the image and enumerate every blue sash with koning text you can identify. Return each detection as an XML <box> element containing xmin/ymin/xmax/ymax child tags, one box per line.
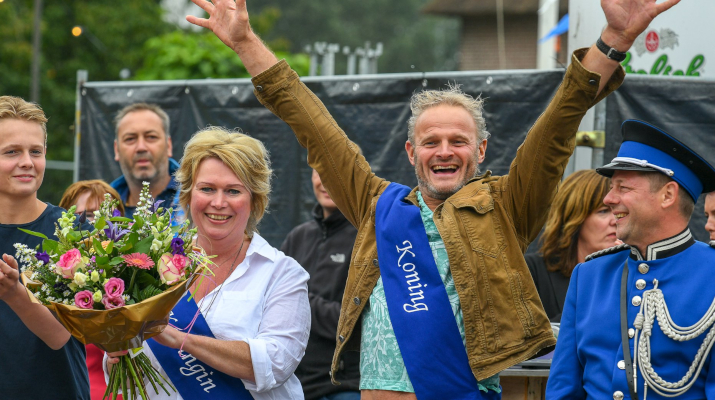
<box><xmin>147</xmin><ymin>292</ymin><xmax>253</xmax><ymax>399</ymax></box>
<box><xmin>375</xmin><ymin>183</ymin><xmax>499</xmax><ymax>400</ymax></box>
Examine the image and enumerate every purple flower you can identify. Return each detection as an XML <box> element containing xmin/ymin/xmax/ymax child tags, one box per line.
<box><xmin>35</xmin><ymin>251</ymin><xmax>50</xmax><ymax>265</ymax></box>
<box><xmin>112</xmin><ymin>209</ymin><xmax>122</xmax><ymax>217</ymax></box>
<box><xmin>170</xmin><ymin>237</ymin><xmax>185</xmax><ymax>256</ymax></box>
<box><xmin>104</xmin><ymin>219</ymin><xmax>130</xmax><ymax>242</ymax></box>
<box><xmin>152</xmin><ymin>200</ymin><xmax>165</xmax><ymax>213</ymax></box>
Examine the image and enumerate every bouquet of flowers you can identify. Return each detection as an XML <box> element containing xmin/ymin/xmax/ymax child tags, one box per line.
<box><xmin>15</xmin><ymin>182</ymin><xmax>211</xmax><ymax>400</ymax></box>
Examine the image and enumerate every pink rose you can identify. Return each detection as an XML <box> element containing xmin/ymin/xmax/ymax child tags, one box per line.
<box><xmin>56</xmin><ymin>248</ymin><xmax>85</xmax><ymax>279</ymax></box>
<box><xmin>104</xmin><ymin>277</ymin><xmax>125</xmax><ymax>299</ymax></box>
<box><xmin>74</xmin><ymin>290</ymin><xmax>94</xmax><ymax>309</ymax></box>
<box><xmin>158</xmin><ymin>253</ymin><xmax>188</xmax><ymax>286</ymax></box>
<box><xmin>101</xmin><ymin>294</ymin><xmax>125</xmax><ymax>309</ymax></box>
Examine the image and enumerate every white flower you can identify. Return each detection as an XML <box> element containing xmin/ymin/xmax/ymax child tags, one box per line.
<box><xmin>93</xmin><ymin>290</ymin><xmax>102</xmax><ymax>302</ymax></box>
<box><xmin>63</xmin><ymin>290</ymin><xmax>71</xmax><ymax>297</ymax></box>
<box><xmin>73</xmin><ymin>272</ymin><xmax>88</xmax><ymax>287</ymax></box>
<box><xmin>150</xmin><ymin>239</ymin><xmax>163</xmax><ymax>252</ymax></box>
<box><xmin>91</xmin><ymin>270</ymin><xmax>100</xmax><ymax>282</ymax></box>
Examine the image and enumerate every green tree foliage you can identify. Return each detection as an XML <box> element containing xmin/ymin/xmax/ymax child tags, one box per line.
<box><xmin>135</xmin><ymin>8</ymin><xmax>309</xmax><ymax>80</ymax></box>
<box><xmin>0</xmin><ymin>0</ymin><xmax>173</xmax><ymax>204</ymax></box>
<box><xmin>0</xmin><ymin>1</ymin><xmax>307</xmax><ymax>205</ymax></box>
<box><xmin>250</xmin><ymin>0</ymin><xmax>460</xmax><ymax>74</ymax></box>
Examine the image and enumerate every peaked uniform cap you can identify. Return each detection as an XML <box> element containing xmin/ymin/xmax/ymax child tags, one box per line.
<box><xmin>596</xmin><ymin>120</ymin><xmax>715</xmax><ymax>200</ymax></box>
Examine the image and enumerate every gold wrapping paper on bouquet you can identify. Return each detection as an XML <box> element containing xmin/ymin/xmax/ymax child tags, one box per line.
<box><xmin>21</xmin><ymin>273</ymin><xmax>200</xmax><ymax>352</ymax></box>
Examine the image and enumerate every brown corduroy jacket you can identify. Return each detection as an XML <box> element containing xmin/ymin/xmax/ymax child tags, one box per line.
<box><xmin>253</xmin><ymin>48</ymin><xmax>624</xmax><ymax>382</ymax></box>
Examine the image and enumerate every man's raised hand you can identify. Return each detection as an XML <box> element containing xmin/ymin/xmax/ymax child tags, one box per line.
<box><xmin>601</xmin><ymin>0</ymin><xmax>681</xmax><ymax>51</ymax></box>
<box><xmin>186</xmin><ymin>0</ymin><xmax>278</xmax><ymax>77</ymax></box>
<box><xmin>187</xmin><ymin>0</ymin><xmax>250</xmax><ymax>53</ymax></box>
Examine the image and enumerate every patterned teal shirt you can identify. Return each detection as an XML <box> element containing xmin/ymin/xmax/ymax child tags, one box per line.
<box><xmin>359</xmin><ymin>191</ymin><xmax>500</xmax><ymax>393</ymax></box>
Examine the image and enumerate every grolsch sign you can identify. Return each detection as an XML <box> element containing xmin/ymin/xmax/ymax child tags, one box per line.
<box><xmin>568</xmin><ymin>0</ymin><xmax>711</xmax><ymax>78</ymax></box>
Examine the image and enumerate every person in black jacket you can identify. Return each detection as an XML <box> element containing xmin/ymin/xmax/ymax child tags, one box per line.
<box><xmin>525</xmin><ymin>169</ymin><xmax>618</xmax><ymax>322</ymax></box>
<box><xmin>282</xmin><ymin>169</ymin><xmax>360</xmax><ymax>400</ymax></box>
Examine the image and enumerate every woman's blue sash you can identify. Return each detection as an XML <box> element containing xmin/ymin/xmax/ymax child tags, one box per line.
<box><xmin>375</xmin><ymin>183</ymin><xmax>498</xmax><ymax>400</ymax></box>
<box><xmin>147</xmin><ymin>292</ymin><xmax>253</xmax><ymax>399</ymax></box>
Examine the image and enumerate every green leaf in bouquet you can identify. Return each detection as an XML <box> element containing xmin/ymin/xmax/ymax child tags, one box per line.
<box><xmin>127</xmin><ymin>232</ymin><xmax>139</xmax><ymax>245</ymax></box>
<box><xmin>66</xmin><ymin>230</ymin><xmax>83</xmax><ymax>242</ymax></box>
<box><xmin>120</xmin><ymin>232</ymin><xmax>139</xmax><ymax>252</ymax></box>
<box><xmin>109</xmin><ymin>216</ymin><xmax>133</xmax><ymax>223</ymax></box>
<box><xmin>18</xmin><ymin>228</ymin><xmax>48</xmax><ymax>240</ymax></box>
<box><xmin>96</xmin><ymin>255</ymin><xmax>110</xmax><ymax>267</ymax></box>
<box><xmin>136</xmin><ymin>271</ymin><xmax>160</xmax><ymax>288</ymax></box>
<box><xmin>109</xmin><ymin>256</ymin><xmax>124</xmax><ymax>266</ymax></box>
<box><xmin>133</xmin><ymin>235</ymin><xmax>155</xmax><ymax>254</ymax></box>
<box><xmin>93</xmin><ymin>238</ymin><xmax>106</xmax><ymax>256</ymax></box>
<box><xmin>132</xmin><ymin>215</ymin><xmax>145</xmax><ymax>231</ymax></box>
<box><xmin>105</xmin><ymin>241</ymin><xmax>114</xmax><ymax>254</ymax></box>
<box><xmin>94</xmin><ymin>216</ymin><xmax>106</xmax><ymax>231</ymax></box>
<box><xmin>41</xmin><ymin>239</ymin><xmax>59</xmax><ymax>255</ymax></box>
<box><xmin>139</xmin><ymin>284</ymin><xmax>162</xmax><ymax>301</ymax></box>
<box><xmin>132</xmin><ymin>284</ymin><xmax>140</xmax><ymax>302</ymax></box>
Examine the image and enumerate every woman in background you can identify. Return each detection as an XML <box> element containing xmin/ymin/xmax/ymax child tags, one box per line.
<box><xmin>59</xmin><ymin>179</ymin><xmax>125</xmax><ymax>221</ymax></box>
<box><xmin>59</xmin><ymin>179</ymin><xmax>125</xmax><ymax>400</ymax></box>
<box><xmin>525</xmin><ymin>169</ymin><xmax>617</xmax><ymax>322</ymax></box>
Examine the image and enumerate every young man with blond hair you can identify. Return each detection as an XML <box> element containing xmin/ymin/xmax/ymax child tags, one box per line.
<box><xmin>0</xmin><ymin>96</ymin><xmax>89</xmax><ymax>399</ymax></box>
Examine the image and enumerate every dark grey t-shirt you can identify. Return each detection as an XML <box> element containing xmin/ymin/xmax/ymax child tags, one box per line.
<box><xmin>0</xmin><ymin>203</ymin><xmax>89</xmax><ymax>400</ymax></box>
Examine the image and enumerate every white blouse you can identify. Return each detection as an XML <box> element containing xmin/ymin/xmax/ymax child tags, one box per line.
<box><xmin>105</xmin><ymin>233</ymin><xmax>311</xmax><ymax>399</ymax></box>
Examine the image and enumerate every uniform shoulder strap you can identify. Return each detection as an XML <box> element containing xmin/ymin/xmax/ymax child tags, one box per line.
<box><xmin>585</xmin><ymin>243</ymin><xmax>631</xmax><ymax>262</ymax></box>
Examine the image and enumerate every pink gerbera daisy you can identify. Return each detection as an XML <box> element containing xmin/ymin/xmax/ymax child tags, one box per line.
<box><xmin>122</xmin><ymin>253</ymin><xmax>155</xmax><ymax>269</ymax></box>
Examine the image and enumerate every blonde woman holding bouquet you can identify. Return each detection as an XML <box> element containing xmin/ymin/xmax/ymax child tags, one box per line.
<box><xmin>107</xmin><ymin>127</ymin><xmax>310</xmax><ymax>399</ymax></box>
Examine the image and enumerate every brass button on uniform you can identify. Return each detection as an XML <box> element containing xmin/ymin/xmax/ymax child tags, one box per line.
<box><xmin>613</xmin><ymin>391</ymin><xmax>624</xmax><ymax>400</ymax></box>
<box><xmin>617</xmin><ymin>360</ymin><xmax>625</xmax><ymax>370</ymax></box>
<box><xmin>628</xmin><ymin>328</ymin><xmax>635</xmax><ymax>338</ymax></box>
<box><xmin>636</xmin><ymin>279</ymin><xmax>646</xmax><ymax>290</ymax></box>
<box><xmin>632</xmin><ymin>295</ymin><xmax>642</xmax><ymax>307</ymax></box>
<box><xmin>638</xmin><ymin>263</ymin><xmax>649</xmax><ymax>274</ymax></box>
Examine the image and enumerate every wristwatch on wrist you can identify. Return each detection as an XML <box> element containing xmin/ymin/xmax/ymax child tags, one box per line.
<box><xmin>596</xmin><ymin>37</ymin><xmax>627</xmax><ymax>62</ymax></box>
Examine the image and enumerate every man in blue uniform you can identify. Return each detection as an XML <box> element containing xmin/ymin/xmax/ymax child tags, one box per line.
<box><xmin>547</xmin><ymin>120</ymin><xmax>715</xmax><ymax>399</ymax></box>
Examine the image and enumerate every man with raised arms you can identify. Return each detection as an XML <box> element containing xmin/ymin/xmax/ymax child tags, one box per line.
<box><xmin>186</xmin><ymin>0</ymin><xmax>677</xmax><ymax>398</ymax></box>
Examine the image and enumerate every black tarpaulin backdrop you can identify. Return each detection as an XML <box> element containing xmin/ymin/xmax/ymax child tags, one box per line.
<box><xmin>80</xmin><ymin>70</ymin><xmax>715</xmax><ymax>247</ymax></box>
<box><xmin>80</xmin><ymin>70</ymin><xmax>565</xmax><ymax>247</ymax></box>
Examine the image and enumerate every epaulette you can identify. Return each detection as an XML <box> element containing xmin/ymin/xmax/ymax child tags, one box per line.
<box><xmin>585</xmin><ymin>243</ymin><xmax>631</xmax><ymax>262</ymax></box>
